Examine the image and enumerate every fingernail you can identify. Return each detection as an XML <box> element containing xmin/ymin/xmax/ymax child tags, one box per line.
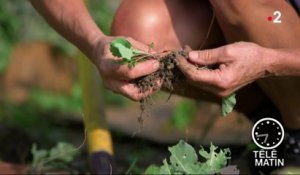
<box><xmin>189</xmin><ymin>51</ymin><xmax>198</xmax><ymax>59</ymax></box>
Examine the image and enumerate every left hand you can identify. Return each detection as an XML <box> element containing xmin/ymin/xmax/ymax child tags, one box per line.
<box><xmin>177</xmin><ymin>42</ymin><xmax>270</xmax><ymax>97</ymax></box>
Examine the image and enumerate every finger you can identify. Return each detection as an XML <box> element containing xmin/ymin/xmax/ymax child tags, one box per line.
<box><xmin>177</xmin><ymin>56</ymin><xmax>221</xmax><ymax>87</ymax></box>
<box><xmin>127</xmin><ymin>37</ymin><xmax>152</xmax><ymax>53</ymax></box>
<box><xmin>109</xmin><ymin>59</ymin><xmax>160</xmax><ymax>81</ymax></box>
<box><xmin>184</xmin><ymin>45</ymin><xmax>192</xmax><ymax>52</ymax></box>
<box><xmin>188</xmin><ymin>47</ymin><xmax>224</xmax><ymax>65</ymax></box>
<box><xmin>104</xmin><ymin>37</ymin><xmax>150</xmax><ymax>58</ymax></box>
<box><xmin>107</xmin><ymin>80</ymin><xmax>159</xmax><ymax>101</ymax></box>
<box><xmin>178</xmin><ymin>58</ymin><xmax>236</xmax><ymax>97</ymax></box>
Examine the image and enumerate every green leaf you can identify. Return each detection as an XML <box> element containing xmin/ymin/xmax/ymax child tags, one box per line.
<box><xmin>31</xmin><ymin>144</ymin><xmax>48</xmax><ymax>165</ymax></box>
<box><xmin>49</xmin><ymin>142</ymin><xmax>78</xmax><ymax>163</ymax></box>
<box><xmin>113</xmin><ymin>43</ymin><xmax>134</xmax><ymax>61</ymax></box>
<box><xmin>110</xmin><ymin>38</ymin><xmax>133</xmax><ymax>61</ymax></box>
<box><xmin>110</xmin><ymin>38</ymin><xmax>132</xmax><ymax>50</ymax></box>
<box><xmin>144</xmin><ymin>165</ymin><xmax>160</xmax><ymax>175</ymax></box>
<box><xmin>160</xmin><ymin>159</ymin><xmax>173</xmax><ymax>174</ymax></box>
<box><xmin>169</xmin><ymin>140</ymin><xmax>199</xmax><ymax>174</ymax></box>
<box><xmin>144</xmin><ymin>140</ymin><xmax>232</xmax><ymax>175</ymax></box>
<box><xmin>198</xmin><ymin>143</ymin><xmax>231</xmax><ymax>174</ymax></box>
<box><xmin>221</xmin><ymin>93</ymin><xmax>236</xmax><ymax>116</ymax></box>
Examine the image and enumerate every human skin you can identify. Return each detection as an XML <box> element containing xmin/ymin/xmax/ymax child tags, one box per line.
<box><xmin>29</xmin><ymin>0</ymin><xmax>268</xmax><ymax>113</ymax></box>
<box><xmin>178</xmin><ymin>0</ymin><xmax>300</xmax><ymax>129</ymax></box>
<box><xmin>204</xmin><ymin>0</ymin><xmax>300</xmax><ymax>129</ymax></box>
<box><xmin>31</xmin><ymin>0</ymin><xmax>300</xmax><ymax>128</ymax></box>
<box><xmin>30</xmin><ymin>0</ymin><xmax>160</xmax><ymax>101</ymax></box>
<box><xmin>30</xmin><ymin>0</ymin><xmax>231</xmax><ymax>103</ymax></box>
<box><xmin>112</xmin><ymin>0</ymin><xmax>270</xmax><ymax>113</ymax></box>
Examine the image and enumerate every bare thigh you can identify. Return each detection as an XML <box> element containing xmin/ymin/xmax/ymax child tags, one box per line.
<box><xmin>111</xmin><ymin>0</ymin><xmax>267</xmax><ymax>114</ymax></box>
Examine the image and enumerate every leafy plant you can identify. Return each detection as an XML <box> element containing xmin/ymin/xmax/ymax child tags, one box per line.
<box><xmin>110</xmin><ymin>38</ymin><xmax>237</xmax><ymax>115</ymax></box>
<box><xmin>29</xmin><ymin>142</ymin><xmax>79</xmax><ymax>173</ymax></box>
<box><xmin>221</xmin><ymin>93</ymin><xmax>236</xmax><ymax>116</ymax></box>
<box><xmin>145</xmin><ymin>140</ymin><xmax>232</xmax><ymax>175</ymax></box>
<box><xmin>110</xmin><ymin>38</ymin><xmax>154</xmax><ymax>68</ymax></box>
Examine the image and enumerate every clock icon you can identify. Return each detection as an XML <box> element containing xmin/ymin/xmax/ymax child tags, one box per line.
<box><xmin>252</xmin><ymin>118</ymin><xmax>284</xmax><ymax>150</ymax></box>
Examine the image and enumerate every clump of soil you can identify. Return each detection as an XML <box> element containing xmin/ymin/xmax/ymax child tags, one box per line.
<box><xmin>133</xmin><ymin>49</ymin><xmax>189</xmax><ymax>129</ymax></box>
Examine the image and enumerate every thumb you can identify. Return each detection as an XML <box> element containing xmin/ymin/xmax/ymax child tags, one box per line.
<box><xmin>188</xmin><ymin>47</ymin><xmax>223</xmax><ymax>65</ymax></box>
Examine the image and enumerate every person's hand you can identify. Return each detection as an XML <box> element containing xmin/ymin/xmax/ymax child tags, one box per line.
<box><xmin>92</xmin><ymin>36</ymin><xmax>160</xmax><ymax>101</ymax></box>
<box><xmin>177</xmin><ymin>42</ymin><xmax>270</xmax><ymax>97</ymax></box>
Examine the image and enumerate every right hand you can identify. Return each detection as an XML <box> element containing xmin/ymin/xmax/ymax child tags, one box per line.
<box><xmin>92</xmin><ymin>36</ymin><xmax>160</xmax><ymax>101</ymax></box>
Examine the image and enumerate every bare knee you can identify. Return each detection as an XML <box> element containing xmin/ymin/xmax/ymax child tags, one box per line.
<box><xmin>112</xmin><ymin>0</ymin><xmax>224</xmax><ymax>51</ymax></box>
<box><xmin>111</xmin><ymin>0</ymin><xmax>179</xmax><ymax>51</ymax></box>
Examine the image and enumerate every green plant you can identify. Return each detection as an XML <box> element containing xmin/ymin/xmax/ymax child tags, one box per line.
<box><xmin>29</xmin><ymin>142</ymin><xmax>79</xmax><ymax>173</ymax></box>
<box><xmin>221</xmin><ymin>93</ymin><xmax>236</xmax><ymax>116</ymax></box>
<box><xmin>110</xmin><ymin>38</ymin><xmax>155</xmax><ymax>68</ymax></box>
<box><xmin>144</xmin><ymin>140</ymin><xmax>232</xmax><ymax>175</ymax></box>
<box><xmin>110</xmin><ymin>38</ymin><xmax>237</xmax><ymax>116</ymax></box>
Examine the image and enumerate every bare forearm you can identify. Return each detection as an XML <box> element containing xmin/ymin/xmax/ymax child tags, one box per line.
<box><xmin>210</xmin><ymin>0</ymin><xmax>300</xmax><ymax>76</ymax></box>
<box><xmin>269</xmin><ymin>48</ymin><xmax>300</xmax><ymax>76</ymax></box>
<box><xmin>30</xmin><ymin>0</ymin><xmax>104</xmax><ymax>62</ymax></box>
<box><xmin>210</xmin><ymin>0</ymin><xmax>300</xmax><ymax>128</ymax></box>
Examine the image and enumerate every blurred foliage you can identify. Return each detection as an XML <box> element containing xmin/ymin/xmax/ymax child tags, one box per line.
<box><xmin>0</xmin><ymin>0</ymin><xmax>120</xmax><ymax>72</ymax></box>
<box><xmin>170</xmin><ymin>100</ymin><xmax>197</xmax><ymax>130</ymax></box>
<box><xmin>0</xmin><ymin>85</ymin><xmax>81</xmax><ymax>128</ymax></box>
<box><xmin>0</xmin><ymin>0</ymin><xmax>74</xmax><ymax>73</ymax></box>
<box><xmin>0</xmin><ymin>0</ymin><xmax>127</xmax><ymax>105</ymax></box>
<box><xmin>0</xmin><ymin>101</ymin><xmax>71</xmax><ymax>147</ymax></box>
<box><xmin>30</xmin><ymin>85</ymin><xmax>82</xmax><ymax>113</ymax></box>
<box><xmin>0</xmin><ymin>84</ymin><xmax>83</xmax><ymax>147</ymax></box>
<box><xmin>29</xmin><ymin>142</ymin><xmax>79</xmax><ymax>173</ymax></box>
<box><xmin>0</xmin><ymin>1</ymin><xmax>21</xmax><ymax>73</ymax></box>
<box><xmin>88</xmin><ymin>0</ymin><xmax>120</xmax><ymax>35</ymax></box>
<box><xmin>104</xmin><ymin>90</ymin><xmax>131</xmax><ymax>107</ymax></box>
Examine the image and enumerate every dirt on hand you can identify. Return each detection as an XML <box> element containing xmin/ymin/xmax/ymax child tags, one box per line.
<box><xmin>133</xmin><ymin>48</ymin><xmax>190</xmax><ymax>129</ymax></box>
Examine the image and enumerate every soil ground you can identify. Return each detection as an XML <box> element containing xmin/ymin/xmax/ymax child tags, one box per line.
<box><xmin>0</xmin><ymin>117</ymin><xmax>251</xmax><ymax>174</ymax></box>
